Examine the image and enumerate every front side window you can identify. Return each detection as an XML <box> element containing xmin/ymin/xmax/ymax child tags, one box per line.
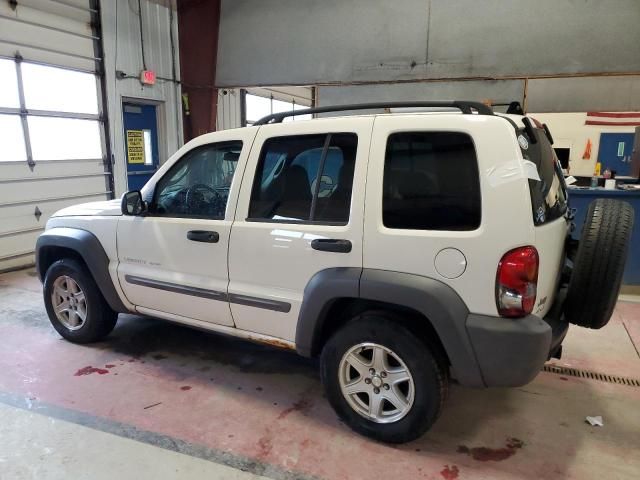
<box><xmin>383</xmin><ymin>132</ymin><xmax>481</xmax><ymax>231</ymax></box>
<box><xmin>248</xmin><ymin>133</ymin><xmax>357</xmax><ymax>224</ymax></box>
<box><xmin>153</xmin><ymin>141</ymin><xmax>242</xmax><ymax>219</ymax></box>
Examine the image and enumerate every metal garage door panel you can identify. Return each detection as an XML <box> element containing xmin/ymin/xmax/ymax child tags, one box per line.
<box><xmin>10</xmin><ymin>0</ymin><xmax>93</xmax><ymax>23</ymax></box>
<box><xmin>0</xmin><ymin>160</ymin><xmax>106</xmax><ymax>179</ymax></box>
<box><xmin>0</xmin><ymin>229</ymin><xmax>42</xmax><ymax>255</ymax></box>
<box><xmin>0</xmin><ymin>193</ymin><xmax>109</xmax><ymax>235</ymax></box>
<box><xmin>0</xmin><ymin>205</ymin><xmax>46</xmax><ymax>236</ymax></box>
<box><xmin>1</xmin><ymin>176</ymin><xmax>108</xmax><ymax>204</ymax></box>
<box><xmin>0</xmin><ymin>229</ymin><xmax>40</xmax><ymax>271</ymax></box>
<box><xmin>0</xmin><ymin>253</ymin><xmax>35</xmax><ymax>273</ymax></box>
<box><xmin>0</xmin><ymin>18</ymin><xmax>95</xmax><ymax>61</ymax></box>
<box><xmin>0</xmin><ymin>44</ymin><xmax>95</xmax><ymax>72</ymax></box>
<box><xmin>0</xmin><ymin>3</ymin><xmax>93</xmax><ymax>38</ymax></box>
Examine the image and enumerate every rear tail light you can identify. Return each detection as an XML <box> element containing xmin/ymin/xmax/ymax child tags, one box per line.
<box><xmin>496</xmin><ymin>246</ymin><xmax>539</xmax><ymax>318</ymax></box>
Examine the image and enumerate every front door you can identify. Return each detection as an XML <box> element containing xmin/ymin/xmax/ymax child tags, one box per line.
<box><xmin>598</xmin><ymin>133</ymin><xmax>635</xmax><ymax>176</ymax></box>
<box><xmin>123</xmin><ymin>103</ymin><xmax>160</xmax><ymax>190</ymax></box>
<box><xmin>227</xmin><ymin>118</ymin><xmax>372</xmax><ymax>341</ymax></box>
<box><xmin>117</xmin><ymin>129</ymin><xmax>257</xmax><ymax>326</ymax></box>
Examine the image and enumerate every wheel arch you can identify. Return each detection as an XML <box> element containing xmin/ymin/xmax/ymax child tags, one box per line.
<box><xmin>36</xmin><ymin>228</ymin><xmax>128</xmax><ymax>313</ymax></box>
<box><xmin>296</xmin><ymin>268</ymin><xmax>485</xmax><ymax>387</ymax></box>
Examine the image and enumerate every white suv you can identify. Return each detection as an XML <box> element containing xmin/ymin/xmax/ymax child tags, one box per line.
<box><xmin>36</xmin><ymin>101</ymin><xmax>633</xmax><ymax>443</ymax></box>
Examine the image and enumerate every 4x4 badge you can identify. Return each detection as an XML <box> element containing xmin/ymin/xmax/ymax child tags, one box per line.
<box><xmin>518</xmin><ymin>135</ymin><xmax>529</xmax><ymax>150</ymax></box>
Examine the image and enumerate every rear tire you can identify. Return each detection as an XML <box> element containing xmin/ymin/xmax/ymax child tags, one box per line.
<box><xmin>43</xmin><ymin>258</ymin><xmax>118</xmax><ymax>343</ymax></box>
<box><xmin>564</xmin><ymin>199</ymin><xmax>634</xmax><ymax>329</ymax></box>
<box><xmin>320</xmin><ymin>312</ymin><xmax>448</xmax><ymax>443</ymax></box>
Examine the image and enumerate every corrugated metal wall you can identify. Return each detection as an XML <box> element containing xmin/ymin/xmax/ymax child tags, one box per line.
<box><xmin>100</xmin><ymin>0</ymin><xmax>183</xmax><ymax>197</ymax></box>
<box><xmin>0</xmin><ymin>0</ymin><xmax>109</xmax><ymax>272</ymax></box>
<box><xmin>216</xmin><ymin>88</ymin><xmax>243</xmax><ymax>130</ymax></box>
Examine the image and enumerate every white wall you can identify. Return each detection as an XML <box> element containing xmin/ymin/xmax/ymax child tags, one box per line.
<box><xmin>529</xmin><ymin>112</ymin><xmax>637</xmax><ymax>177</ymax></box>
<box><xmin>100</xmin><ymin>0</ymin><xmax>183</xmax><ymax>196</ymax></box>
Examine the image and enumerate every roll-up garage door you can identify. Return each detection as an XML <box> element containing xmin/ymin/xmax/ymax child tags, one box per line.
<box><xmin>0</xmin><ymin>0</ymin><xmax>112</xmax><ymax>272</ymax></box>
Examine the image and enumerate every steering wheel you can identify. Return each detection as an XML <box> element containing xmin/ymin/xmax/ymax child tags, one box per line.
<box><xmin>184</xmin><ymin>184</ymin><xmax>221</xmax><ymax>212</ymax></box>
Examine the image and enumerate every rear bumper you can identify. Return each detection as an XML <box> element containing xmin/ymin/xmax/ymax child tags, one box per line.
<box><xmin>465</xmin><ymin>309</ymin><xmax>569</xmax><ymax>387</ymax></box>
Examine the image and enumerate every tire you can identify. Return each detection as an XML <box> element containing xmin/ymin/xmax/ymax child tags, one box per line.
<box><xmin>320</xmin><ymin>312</ymin><xmax>448</xmax><ymax>443</ymax></box>
<box><xmin>43</xmin><ymin>258</ymin><xmax>118</xmax><ymax>343</ymax></box>
<box><xmin>564</xmin><ymin>199</ymin><xmax>634</xmax><ymax>329</ymax></box>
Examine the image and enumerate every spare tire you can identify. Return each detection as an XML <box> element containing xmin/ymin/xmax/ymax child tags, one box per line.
<box><xmin>564</xmin><ymin>198</ymin><xmax>634</xmax><ymax>329</ymax></box>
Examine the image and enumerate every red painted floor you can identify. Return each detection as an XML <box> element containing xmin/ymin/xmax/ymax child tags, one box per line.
<box><xmin>1</xmin><ymin>269</ymin><xmax>639</xmax><ymax>480</ymax></box>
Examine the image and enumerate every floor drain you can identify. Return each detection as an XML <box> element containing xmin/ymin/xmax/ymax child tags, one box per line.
<box><xmin>543</xmin><ymin>364</ymin><xmax>640</xmax><ymax>387</ymax></box>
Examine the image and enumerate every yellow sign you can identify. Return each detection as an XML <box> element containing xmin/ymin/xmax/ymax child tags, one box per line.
<box><xmin>126</xmin><ymin>130</ymin><xmax>145</xmax><ymax>164</ymax></box>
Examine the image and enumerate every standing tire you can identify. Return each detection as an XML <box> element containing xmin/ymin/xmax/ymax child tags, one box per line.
<box><xmin>564</xmin><ymin>199</ymin><xmax>634</xmax><ymax>329</ymax></box>
<box><xmin>320</xmin><ymin>312</ymin><xmax>448</xmax><ymax>443</ymax></box>
<box><xmin>43</xmin><ymin>258</ymin><xmax>118</xmax><ymax>343</ymax></box>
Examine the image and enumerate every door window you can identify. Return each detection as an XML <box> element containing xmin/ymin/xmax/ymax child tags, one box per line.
<box><xmin>248</xmin><ymin>133</ymin><xmax>358</xmax><ymax>224</ymax></box>
<box><xmin>383</xmin><ymin>132</ymin><xmax>481</xmax><ymax>231</ymax></box>
<box><xmin>153</xmin><ymin>141</ymin><xmax>242</xmax><ymax>219</ymax></box>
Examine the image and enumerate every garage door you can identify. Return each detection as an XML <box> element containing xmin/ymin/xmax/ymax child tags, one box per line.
<box><xmin>0</xmin><ymin>0</ymin><xmax>111</xmax><ymax>272</ymax></box>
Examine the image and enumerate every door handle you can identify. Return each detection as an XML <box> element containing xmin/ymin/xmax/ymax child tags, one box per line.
<box><xmin>311</xmin><ymin>238</ymin><xmax>352</xmax><ymax>253</ymax></box>
<box><xmin>187</xmin><ymin>230</ymin><xmax>219</xmax><ymax>243</ymax></box>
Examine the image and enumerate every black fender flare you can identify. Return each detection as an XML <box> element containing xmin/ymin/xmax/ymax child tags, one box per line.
<box><xmin>36</xmin><ymin>227</ymin><xmax>128</xmax><ymax>313</ymax></box>
<box><xmin>295</xmin><ymin>268</ymin><xmax>484</xmax><ymax>387</ymax></box>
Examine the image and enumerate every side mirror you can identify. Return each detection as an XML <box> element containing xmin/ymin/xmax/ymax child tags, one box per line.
<box><xmin>121</xmin><ymin>190</ymin><xmax>146</xmax><ymax>216</ymax></box>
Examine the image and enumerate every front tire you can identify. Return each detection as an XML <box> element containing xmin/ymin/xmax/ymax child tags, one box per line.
<box><xmin>43</xmin><ymin>258</ymin><xmax>118</xmax><ymax>343</ymax></box>
<box><xmin>320</xmin><ymin>312</ymin><xmax>448</xmax><ymax>443</ymax></box>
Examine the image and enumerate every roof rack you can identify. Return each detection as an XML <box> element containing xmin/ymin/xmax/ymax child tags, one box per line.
<box><xmin>253</xmin><ymin>101</ymin><xmax>494</xmax><ymax>125</ymax></box>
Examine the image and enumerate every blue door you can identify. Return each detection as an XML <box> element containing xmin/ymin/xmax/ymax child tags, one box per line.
<box><xmin>597</xmin><ymin>133</ymin><xmax>635</xmax><ymax>176</ymax></box>
<box><xmin>123</xmin><ymin>103</ymin><xmax>160</xmax><ymax>190</ymax></box>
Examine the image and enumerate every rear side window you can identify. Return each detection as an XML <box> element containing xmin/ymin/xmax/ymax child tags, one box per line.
<box><xmin>383</xmin><ymin>132</ymin><xmax>481</xmax><ymax>230</ymax></box>
<box><xmin>248</xmin><ymin>133</ymin><xmax>358</xmax><ymax>224</ymax></box>
<box><xmin>520</xmin><ymin>126</ymin><xmax>568</xmax><ymax>225</ymax></box>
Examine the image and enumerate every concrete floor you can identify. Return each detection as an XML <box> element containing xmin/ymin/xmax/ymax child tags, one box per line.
<box><xmin>1</xmin><ymin>268</ymin><xmax>639</xmax><ymax>480</ymax></box>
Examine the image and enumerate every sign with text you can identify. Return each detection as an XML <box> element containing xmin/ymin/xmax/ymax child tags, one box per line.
<box><xmin>126</xmin><ymin>130</ymin><xmax>145</xmax><ymax>164</ymax></box>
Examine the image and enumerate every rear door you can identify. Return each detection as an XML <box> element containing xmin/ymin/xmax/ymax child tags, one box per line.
<box><xmin>227</xmin><ymin>118</ymin><xmax>372</xmax><ymax>341</ymax></box>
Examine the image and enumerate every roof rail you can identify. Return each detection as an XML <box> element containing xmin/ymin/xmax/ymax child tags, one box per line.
<box><xmin>253</xmin><ymin>101</ymin><xmax>494</xmax><ymax>125</ymax></box>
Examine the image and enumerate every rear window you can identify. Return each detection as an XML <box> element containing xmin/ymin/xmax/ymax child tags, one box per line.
<box><xmin>383</xmin><ymin>132</ymin><xmax>481</xmax><ymax>231</ymax></box>
<box><xmin>519</xmin><ymin>125</ymin><xmax>568</xmax><ymax>225</ymax></box>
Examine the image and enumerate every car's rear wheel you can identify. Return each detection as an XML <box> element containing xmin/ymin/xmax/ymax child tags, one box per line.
<box><xmin>564</xmin><ymin>199</ymin><xmax>634</xmax><ymax>329</ymax></box>
<box><xmin>43</xmin><ymin>258</ymin><xmax>118</xmax><ymax>343</ymax></box>
<box><xmin>320</xmin><ymin>312</ymin><xmax>448</xmax><ymax>443</ymax></box>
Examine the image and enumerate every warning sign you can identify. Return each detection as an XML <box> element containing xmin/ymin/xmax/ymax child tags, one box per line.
<box><xmin>126</xmin><ymin>130</ymin><xmax>145</xmax><ymax>164</ymax></box>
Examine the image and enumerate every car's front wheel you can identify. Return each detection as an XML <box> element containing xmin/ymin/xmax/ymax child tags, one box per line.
<box><xmin>43</xmin><ymin>258</ymin><xmax>118</xmax><ymax>343</ymax></box>
<box><xmin>320</xmin><ymin>312</ymin><xmax>448</xmax><ymax>443</ymax></box>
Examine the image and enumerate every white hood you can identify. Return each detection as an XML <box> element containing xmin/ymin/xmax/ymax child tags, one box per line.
<box><xmin>52</xmin><ymin>199</ymin><xmax>122</xmax><ymax>217</ymax></box>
